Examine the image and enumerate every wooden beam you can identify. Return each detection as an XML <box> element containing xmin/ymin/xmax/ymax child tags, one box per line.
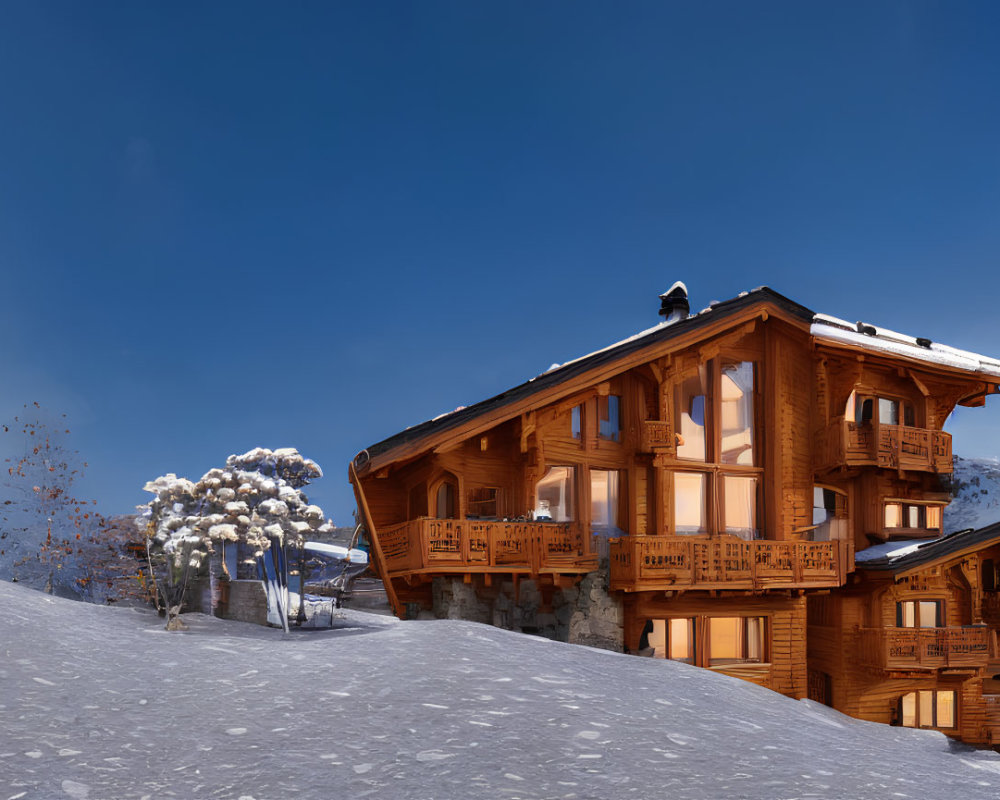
<box><xmin>349</xmin><ymin>462</ymin><xmax>404</xmax><ymax>618</ymax></box>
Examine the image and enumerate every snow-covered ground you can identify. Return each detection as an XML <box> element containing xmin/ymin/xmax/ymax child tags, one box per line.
<box><xmin>4</xmin><ymin>582</ymin><xmax>1000</xmax><ymax>800</ymax></box>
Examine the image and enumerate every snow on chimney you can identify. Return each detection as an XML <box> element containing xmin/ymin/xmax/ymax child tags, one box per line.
<box><xmin>658</xmin><ymin>281</ymin><xmax>689</xmax><ymax>324</ymax></box>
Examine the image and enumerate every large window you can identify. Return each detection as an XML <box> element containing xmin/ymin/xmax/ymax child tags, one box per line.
<box><xmin>671</xmin><ymin>360</ymin><xmax>759</xmax><ymax>539</ymax></box>
<box><xmin>900</xmin><ymin>690</ymin><xmax>955</xmax><ymax>729</ymax></box>
<box><xmin>590</xmin><ymin>469</ymin><xmax>624</xmax><ymax>535</ymax></box>
<box><xmin>896</xmin><ymin>600</ymin><xmax>942</xmax><ymax>628</ymax></box>
<box><xmin>534</xmin><ymin>466</ymin><xmax>575</xmax><ymax>522</ymax></box>
<box><xmin>644</xmin><ymin>616</ymin><xmax>766</xmax><ymax>667</ymax></box>
<box><xmin>674</xmin><ymin>472</ymin><xmax>709</xmax><ymax>534</ymax></box>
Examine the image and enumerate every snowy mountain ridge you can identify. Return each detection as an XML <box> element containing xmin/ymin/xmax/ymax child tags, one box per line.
<box><xmin>944</xmin><ymin>455</ymin><xmax>1000</xmax><ymax>534</ymax></box>
<box><xmin>3</xmin><ymin>581</ymin><xmax>1000</xmax><ymax>799</ymax></box>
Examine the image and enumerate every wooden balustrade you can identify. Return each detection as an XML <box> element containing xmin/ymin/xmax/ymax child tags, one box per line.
<box><xmin>815</xmin><ymin>417</ymin><xmax>952</xmax><ymax>474</ymax></box>
<box><xmin>375</xmin><ymin>518</ymin><xmax>598</xmax><ymax>577</ymax></box>
<box><xmin>857</xmin><ymin>626</ymin><xmax>992</xmax><ymax>670</ymax></box>
<box><xmin>608</xmin><ymin>535</ymin><xmax>847</xmax><ymax>591</ymax></box>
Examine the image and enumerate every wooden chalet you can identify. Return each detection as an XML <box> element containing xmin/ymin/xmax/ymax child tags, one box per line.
<box><xmin>809</xmin><ymin>525</ymin><xmax>1000</xmax><ymax>745</ymax></box>
<box><xmin>349</xmin><ymin>282</ymin><xmax>1000</xmax><ymax>745</ymax></box>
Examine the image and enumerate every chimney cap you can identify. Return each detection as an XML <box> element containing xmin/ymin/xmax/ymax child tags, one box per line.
<box><xmin>659</xmin><ymin>280</ymin><xmax>688</xmax><ymax>302</ymax></box>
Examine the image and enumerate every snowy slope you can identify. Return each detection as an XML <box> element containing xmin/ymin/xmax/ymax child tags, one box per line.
<box><xmin>945</xmin><ymin>456</ymin><xmax>1000</xmax><ymax>533</ymax></box>
<box><xmin>3</xmin><ymin>582</ymin><xmax>1000</xmax><ymax>800</ymax></box>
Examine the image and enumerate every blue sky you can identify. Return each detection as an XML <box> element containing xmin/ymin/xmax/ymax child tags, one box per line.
<box><xmin>2</xmin><ymin>2</ymin><xmax>1000</xmax><ymax>524</ymax></box>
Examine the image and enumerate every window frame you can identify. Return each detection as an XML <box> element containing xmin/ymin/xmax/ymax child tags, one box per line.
<box><xmin>644</xmin><ymin>615</ymin><xmax>769</xmax><ymax>668</ymax></box>
<box><xmin>899</xmin><ymin>690</ymin><xmax>956</xmax><ymax>730</ymax></box>
<box><xmin>669</xmin><ymin>357</ymin><xmax>761</xmax><ymax>538</ymax></box>
<box><xmin>895</xmin><ymin>599</ymin><xmax>943</xmax><ymax>629</ymax></box>
<box><xmin>882</xmin><ymin>500</ymin><xmax>945</xmax><ymax>537</ymax></box>
<box><xmin>847</xmin><ymin>390</ymin><xmax>919</xmax><ymax>428</ymax></box>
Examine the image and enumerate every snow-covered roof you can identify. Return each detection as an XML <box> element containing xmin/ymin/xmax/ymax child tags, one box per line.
<box><xmin>811</xmin><ymin>314</ymin><xmax>1000</xmax><ymax>379</ymax></box>
<box><xmin>856</xmin><ymin>522</ymin><xmax>1000</xmax><ymax>574</ymax></box>
<box><xmin>854</xmin><ymin>539</ymin><xmax>926</xmax><ymax>564</ymax></box>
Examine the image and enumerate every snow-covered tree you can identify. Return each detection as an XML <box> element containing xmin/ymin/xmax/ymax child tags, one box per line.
<box><xmin>139</xmin><ymin>447</ymin><xmax>334</xmax><ymax>631</ymax></box>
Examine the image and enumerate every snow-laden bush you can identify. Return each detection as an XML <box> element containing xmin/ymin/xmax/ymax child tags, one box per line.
<box><xmin>139</xmin><ymin>448</ymin><xmax>333</xmax><ymax>631</ymax></box>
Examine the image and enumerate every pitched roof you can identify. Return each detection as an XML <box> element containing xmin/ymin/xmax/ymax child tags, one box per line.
<box><xmin>353</xmin><ymin>286</ymin><xmax>813</xmax><ymax>473</ymax></box>
<box><xmin>353</xmin><ymin>284</ymin><xmax>1000</xmax><ymax>476</ymax></box>
<box><xmin>855</xmin><ymin>522</ymin><xmax>1000</xmax><ymax>576</ymax></box>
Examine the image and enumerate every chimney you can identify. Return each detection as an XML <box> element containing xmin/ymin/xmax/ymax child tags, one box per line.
<box><xmin>658</xmin><ymin>281</ymin><xmax>689</xmax><ymax>324</ymax></box>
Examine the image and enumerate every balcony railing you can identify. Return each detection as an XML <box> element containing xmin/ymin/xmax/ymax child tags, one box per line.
<box><xmin>376</xmin><ymin>517</ymin><xmax>599</xmax><ymax>577</ymax></box>
<box><xmin>857</xmin><ymin>626</ymin><xmax>992</xmax><ymax>670</ymax></box>
<box><xmin>815</xmin><ymin>417</ymin><xmax>952</xmax><ymax>474</ymax></box>
<box><xmin>608</xmin><ymin>535</ymin><xmax>850</xmax><ymax>592</ymax></box>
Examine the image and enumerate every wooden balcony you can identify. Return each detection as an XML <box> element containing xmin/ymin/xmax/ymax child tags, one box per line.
<box><xmin>608</xmin><ymin>534</ymin><xmax>850</xmax><ymax>592</ymax></box>
<box><xmin>815</xmin><ymin>417</ymin><xmax>952</xmax><ymax>474</ymax></box>
<box><xmin>857</xmin><ymin>626</ymin><xmax>992</xmax><ymax>671</ymax></box>
<box><xmin>376</xmin><ymin>517</ymin><xmax>599</xmax><ymax>578</ymax></box>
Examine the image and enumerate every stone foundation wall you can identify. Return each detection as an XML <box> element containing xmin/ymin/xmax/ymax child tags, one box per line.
<box><xmin>428</xmin><ymin>566</ymin><xmax>623</xmax><ymax>652</ymax></box>
<box><xmin>224</xmin><ymin>580</ymin><xmax>269</xmax><ymax>625</ymax></box>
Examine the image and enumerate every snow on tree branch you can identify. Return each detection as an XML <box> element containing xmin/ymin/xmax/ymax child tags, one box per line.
<box><xmin>139</xmin><ymin>447</ymin><xmax>334</xmax><ymax>630</ymax></box>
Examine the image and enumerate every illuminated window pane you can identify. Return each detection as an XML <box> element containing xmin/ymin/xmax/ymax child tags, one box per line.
<box><xmin>668</xmin><ymin>618</ymin><xmax>695</xmax><ymax>664</ymax></box>
<box><xmin>590</xmin><ymin>469</ymin><xmax>621</xmax><ymax>534</ymax></box>
<box><xmin>884</xmin><ymin>503</ymin><xmax>902</xmax><ymax>528</ymax></box>
<box><xmin>919</xmin><ymin>691</ymin><xmax>934</xmax><ymax>728</ymax></box>
<box><xmin>926</xmin><ymin>506</ymin><xmax>942</xmax><ymax>530</ymax></box>
<box><xmin>708</xmin><ymin>617</ymin><xmax>765</xmax><ymax>665</ymax></box>
<box><xmin>724</xmin><ymin>475</ymin><xmax>757</xmax><ymax>540</ymax></box>
<box><xmin>919</xmin><ymin>601</ymin><xmax>940</xmax><ymax>628</ymax></box>
<box><xmin>898</xmin><ymin>601</ymin><xmax>916</xmax><ymax>628</ymax></box>
<box><xmin>720</xmin><ymin>362</ymin><xmax>755</xmax><ymax>465</ymax></box>
<box><xmin>674</xmin><ymin>472</ymin><xmax>708</xmax><ymax>534</ymax></box>
<box><xmin>907</xmin><ymin>505</ymin><xmax>921</xmax><ymax>528</ymax></box>
<box><xmin>677</xmin><ymin>370</ymin><xmax>708</xmax><ymax>461</ymax></box>
<box><xmin>710</xmin><ymin>617</ymin><xmax>741</xmax><ymax>662</ymax></box>
<box><xmin>936</xmin><ymin>692</ymin><xmax>955</xmax><ymax>728</ymax></box>
<box><xmin>901</xmin><ymin>692</ymin><xmax>916</xmax><ymax>727</ymax></box>
<box><xmin>845</xmin><ymin>391</ymin><xmax>856</xmax><ymax>420</ymax></box>
<box><xmin>534</xmin><ymin>466</ymin><xmax>575</xmax><ymax>522</ymax></box>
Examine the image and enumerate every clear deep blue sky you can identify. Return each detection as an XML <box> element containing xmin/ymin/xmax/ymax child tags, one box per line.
<box><xmin>3</xmin><ymin>2</ymin><xmax>1000</xmax><ymax>524</ymax></box>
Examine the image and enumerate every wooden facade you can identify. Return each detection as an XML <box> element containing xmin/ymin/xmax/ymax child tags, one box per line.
<box><xmin>350</xmin><ymin>284</ymin><xmax>1000</xmax><ymax>746</ymax></box>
